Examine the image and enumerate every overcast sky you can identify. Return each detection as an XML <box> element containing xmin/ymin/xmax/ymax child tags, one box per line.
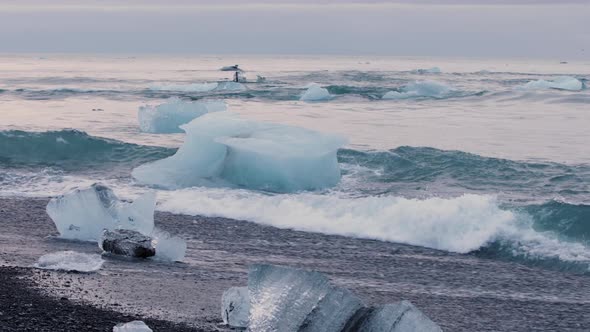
<box><xmin>0</xmin><ymin>1</ymin><xmax>588</xmax><ymax>58</ymax></box>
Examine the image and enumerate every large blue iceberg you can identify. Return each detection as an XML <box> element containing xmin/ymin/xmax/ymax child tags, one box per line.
<box><xmin>132</xmin><ymin>112</ymin><xmax>346</xmax><ymax>192</ymax></box>
<box><xmin>138</xmin><ymin>97</ymin><xmax>226</xmax><ymax>134</ymax></box>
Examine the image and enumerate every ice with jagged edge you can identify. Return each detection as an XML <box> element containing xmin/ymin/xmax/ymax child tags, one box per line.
<box><xmin>301</xmin><ymin>83</ymin><xmax>332</xmax><ymax>101</ymax></box>
<box><xmin>34</xmin><ymin>251</ymin><xmax>104</xmax><ymax>272</ymax></box>
<box><xmin>138</xmin><ymin>97</ymin><xmax>226</xmax><ymax>133</ymax></box>
<box><xmin>148</xmin><ymin>81</ymin><xmax>246</xmax><ymax>92</ymax></box>
<box><xmin>383</xmin><ymin>80</ymin><xmax>452</xmax><ymax>99</ymax></box>
<box><xmin>518</xmin><ymin>76</ymin><xmax>583</xmax><ymax>91</ymax></box>
<box><xmin>221</xmin><ymin>286</ymin><xmax>250</xmax><ymax>328</ymax></box>
<box><xmin>46</xmin><ymin>183</ymin><xmax>155</xmax><ymax>242</ymax></box>
<box><xmin>346</xmin><ymin>301</ymin><xmax>442</xmax><ymax>332</ymax></box>
<box><xmin>113</xmin><ymin>320</ymin><xmax>153</xmax><ymax>332</ymax></box>
<box><xmin>246</xmin><ymin>264</ymin><xmax>440</xmax><ymax>332</ymax></box>
<box><xmin>132</xmin><ymin>112</ymin><xmax>346</xmax><ymax>192</ymax></box>
<box><xmin>151</xmin><ymin>228</ymin><xmax>187</xmax><ymax>262</ymax></box>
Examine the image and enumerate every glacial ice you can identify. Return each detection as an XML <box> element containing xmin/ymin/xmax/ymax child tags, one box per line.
<box><xmin>238</xmin><ymin>264</ymin><xmax>440</xmax><ymax>331</ymax></box>
<box><xmin>248</xmin><ymin>264</ymin><xmax>332</xmax><ymax>332</ymax></box>
<box><xmin>345</xmin><ymin>301</ymin><xmax>442</xmax><ymax>332</ymax></box>
<box><xmin>383</xmin><ymin>80</ymin><xmax>452</xmax><ymax>99</ymax></box>
<box><xmin>151</xmin><ymin>228</ymin><xmax>187</xmax><ymax>262</ymax></box>
<box><xmin>221</xmin><ymin>286</ymin><xmax>250</xmax><ymax>328</ymax></box>
<box><xmin>46</xmin><ymin>183</ymin><xmax>155</xmax><ymax>242</ymax></box>
<box><xmin>138</xmin><ymin>97</ymin><xmax>226</xmax><ymax>134</ymax></box>
<box><xmin>518</xmin><ymin>76</ymin><xmax>583</xmax><ymax>91</ymax></box>
<box><xmin>300</xmin><ymin>84</ymin><xmax>332</xmax><ymax>101</ymax></box>
<box><xmin>132</xmin><ymin>112</ymin><xmax>346</xmax><ymax>192</ymax></box>
<box><xmin>411</xmin><ymin>67</ymin><xmax>442</xmax><ymax>74</ymax></box>
<box><xmin>113</xmin><ymin>321</ymin><xmax>153</xmax><ymax>332</ymax></box>
<box><xmin>300</xmin><ymin>286</ymin><xmax>364</xmax><ymax>332</ymax></box>
<box><xmin>34</xmin><ymin>251</ymin><xmax>104</xmax><ymax>272</ymax></box>
<box><xmin>100</xmin><ymin>229</ymin><xmax>156</xmax><ymax>258</ymax></box>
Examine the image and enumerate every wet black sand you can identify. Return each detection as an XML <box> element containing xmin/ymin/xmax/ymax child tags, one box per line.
<box><xmin>1</xmin><ymin>197</ymin><xmax>590</xmax><ymax>331</ymax></box>
<box><xmin>0</xmin><ymin>266</ymin><xmax>203</xmax><ymax>332</ymax></box>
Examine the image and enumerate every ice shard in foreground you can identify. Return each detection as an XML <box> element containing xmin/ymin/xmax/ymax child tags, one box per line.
<box><xmin>224</xmin><ymin>264</ymin><xmax>442</xmax><ymax>332</ymax></box>
<box><xmin>100</xmin><ymin>229</ymin><xmax>156</xmax><ymax>258</ymax></box>
<box><xmin>46</xmin><ymin>183</ymin><xmax>155</xmax><ymax>242</ymax></box>
<box><xmin>343</xmin><ymin>301</ymin><xmax>443</xmax><ymax>332</ymax></box>
<box><xmin>221</xmin><ymin>286</ymin><xmax>250</xmax><ymax>328</ymax></box>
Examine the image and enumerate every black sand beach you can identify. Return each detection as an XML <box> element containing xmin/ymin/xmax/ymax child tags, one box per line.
<box><xmin>1</xmin><ymin>197</ymin><xmax>589</xmax><ymax>331</ymax></box>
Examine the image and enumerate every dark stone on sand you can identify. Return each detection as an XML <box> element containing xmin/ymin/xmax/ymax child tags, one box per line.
<box><xmin>100</xmin><ymin>229</ymin><xmax>155</xmax><ymax>258</ymax></box>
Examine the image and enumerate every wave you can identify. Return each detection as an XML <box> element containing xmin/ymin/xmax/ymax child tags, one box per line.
<box><xmin>0</xmin><ymin>130</ymin><xmax>174</xmax><ymax>171</ymax></box>
<box><xmin>337</xmin><ymin>147</ymin><xmax>590</xmax><ymax>202</ymax></box>
<box><xmin>157</xmin><ymin>188</ymin><xmax>590</xmax><ymax>274</ymax></box>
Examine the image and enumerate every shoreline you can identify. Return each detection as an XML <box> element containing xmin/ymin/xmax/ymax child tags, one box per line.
<box><xmin>1</xmin><ymin>197</ymin><xmax>589</xmax><ymax>331</ymax></box>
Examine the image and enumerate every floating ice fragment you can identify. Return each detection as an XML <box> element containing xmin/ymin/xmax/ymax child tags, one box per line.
<box><xmin>34</xmin><ymin>251</ymin><xmax>104</xmax><ymax>272</ymax></box>
<box><xmin>301</xmin><ymin>84</ymin><xmax>332</xmax><ymax>101</ymax></box>
<box><xmin>518</xmin><ymin>76</ymin><xmax>583</xmax><ymax>91</ymax></box>
<box><xmin>344</xmin><ymin>301</ymin><xmax>442</xmax><ymax>332</ymax></box>
<box><xmin>411</xmin><ymin>67</ymin><xmax>442</xmax><ymax>74</ymax></box>
<box><xmin>383</xmin><ymin>80</ymin><xmax>452</xmax><ymax>100</ymax></box>
<box><xmin>46</xmin><ymin>183</ymin><xmax>155</xmax><ymax>242</ymax></box>
<box><xmin>138</xmin><ymin>97</ymin><xmax>226</xmax><ymax>133</ymax></box>
<box><xmin>132</xmin><ymin>112</ymin><xmax>346</xmax><ymax>192</ymax></box>
<box><xmin>113</xmin><ymin>320</ymin><xmax>153</xmax><ymax>332</ymax></box>
<box><xmin>100</xmin><ymin>229</ymin><xmax>156</xmax><ymax>258</ymax></box>
<box><xmin>221</xmin><ymin>286</ymin><xmax>250</xmax><ymax>328</ymax></box>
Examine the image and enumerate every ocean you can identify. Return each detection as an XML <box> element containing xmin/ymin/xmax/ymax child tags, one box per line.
<box><xmin>0</xmin><ymin>54</ymin><xmax>589</xmax><ymax>330</ymax></box>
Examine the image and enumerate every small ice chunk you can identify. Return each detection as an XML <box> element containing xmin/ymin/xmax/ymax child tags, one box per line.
<box><xmin>113</xmin><ymin>320</ymin><xmax>153</xmax><ymax>332</ymax></box>
<box><xmin>151</xmin><ymin>228</ymin><xmax>187</xmax><ymax>262</ymax></box>
<box><xmin>138</xmin><ymin>97</ymin><xmax>226</xmax><ymax>134</ymax></box>
<box><xmin>300</xmin><ymin>287</ymin><xmax>364</xmax><ymax>332</ymax></box>
<box><xmin>100</xmin><ymin>229</ymin><xmax>156</xmax><ymax>258</ymax></box>
<box><xmin>132</xmin><ymin>112</ymin><xmax>346</xmax><ymax>192</ymax></box>
<box><xmin>34</xmin><ymin>251</ymin><xmax>104</xmax><ymax>272</ymax></box>
<box><xmin>343</xmin><ymin>300</ymin><xmax>442</xmax><ymax>332</ymax></box>
<box><xmin>412</xmin><ymin>67</ymin><xmax>441</xmax><ymax>74</ymax></box>
<box><xmin>383</xmin><ymin>80</ymin><xmax>452</xmax><ymax>100</ymax></box>
<box><xmin>301</xmin><ymin>84</ymin><xmax>332</xmax><ymax>101</ymax></box>
<box><xmin>248</xmin><ymin>264</ymin><xmax>332</xmax><ymax>332</ymax></box>
<box><xmin>46</xmin><ymin>183</ymin><xmax>155</xmax><ymax>242</ymax></box>
<box><xmin>221</xmin><ymin>286</ymin><xmax>250</xmax><ymax>328</ymax></box>
<box><xmin>518</xmin><ymin>76</ymin><xmax>583</xmax><ymax>91</ymax></box>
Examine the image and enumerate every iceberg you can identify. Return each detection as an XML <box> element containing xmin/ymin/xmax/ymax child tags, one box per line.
<box><xmin>518</xmin><ymin>76</ymin><xmax>583</xmax><ymax>91</ymax></box>
<box><xmin>132</xmin><ymin>112</ymin><xmax>346</xmax><ymax>193</ymax></box>
<box><xmin>46</xmin><ymin>183</ymin><xmax>155</xmax><ymax>242</ymax></box>
<box><xmin>299</xmin><ymin>287</ymin><xmax>364</xmax><ymax>332</ymax></box>
<box><xmin>113</xmin><ymin>321</ymin><xmax>153</xmax><ymax>332</ymax></box>
<box><xmin>138</xmin><ymin>97</ymin><xmax>226</xmax><ymax>134</ymax></box>
<box><xmin>300</xmin><ymin>84</ymin><xmax>332</xmax><ymax>101</ymax></box>
<box><xmin>34</xmin><ymin>251</ymin><xmax>104</xmax><ymax>272</ymax></box>
<box><xmin>100</xmin><ymin>229</ymin><xmax>156</xmax><ymax>258</ymax></box>
<box><xmin>221</xmin><ymin>286</ymin><xmax>250</xmax><ymax>328</ymax></box>
<box><xmin>383</xmin><ymin>80</ymin><xmax>452</xmax><ymax>100</ymax></box>
<box><xmin>344</xmin><ymin>301</ymin><xmax>442</xmax><ymax>332</ymax></box>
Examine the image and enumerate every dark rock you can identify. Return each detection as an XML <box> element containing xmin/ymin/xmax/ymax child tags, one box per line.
<box><xmin>100</xmin><ymin>229</ymin><xmax>155</xmax><ymax>258</ymax></box>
